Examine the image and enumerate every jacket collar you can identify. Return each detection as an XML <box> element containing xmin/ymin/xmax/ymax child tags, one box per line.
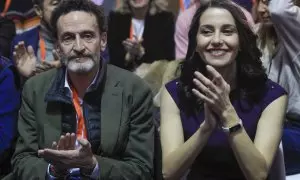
<box><xmin>45</xmin><ymin>58</ymin><xmax>107</xmax><ymax>104</ymax></box>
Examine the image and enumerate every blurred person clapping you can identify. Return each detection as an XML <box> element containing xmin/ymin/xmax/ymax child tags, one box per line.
<box><xmin>108</xmin><ymin>0</ymin><xmax>175</xmax><ymax>71</ymax></box>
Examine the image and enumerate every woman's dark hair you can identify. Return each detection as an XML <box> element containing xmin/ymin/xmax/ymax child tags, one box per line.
<box><xmin>50</xmin><ymin>0</ymin><xmax>107</xmax><ymax>39</ymax></box>
<box><xmin>179</xmin><ymin>0</ymin><xmax>267</xmax><ymax>114</ymax></box>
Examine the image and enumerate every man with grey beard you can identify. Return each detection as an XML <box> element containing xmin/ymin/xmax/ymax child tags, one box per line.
<box><xmin>10</xmin><ymin>0</ymin><xmax>154</xmax><ymax>179</ymax></box>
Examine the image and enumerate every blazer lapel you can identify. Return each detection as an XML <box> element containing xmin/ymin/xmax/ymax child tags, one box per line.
<box><xmin>100</xmin><ymin>83</ymin><xmax>123</xmax><ymax>155</ymax></box>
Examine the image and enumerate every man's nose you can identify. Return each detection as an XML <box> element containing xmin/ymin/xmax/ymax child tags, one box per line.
<box><xmin>73</xmin><ymin>35</ymin><xmax>85</xmax><ymax>54</ymax></box>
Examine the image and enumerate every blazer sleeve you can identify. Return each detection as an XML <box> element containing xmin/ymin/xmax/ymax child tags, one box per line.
<box><xmin>97</xmin><ymin>79</ymin><xmax>155</xmax><ymax>180</ymax></box>
<box><xmin>11</xmin><ymin>80</ymin><xmax>49</xmax><ymax>179</ymax></box>
<box><xmin>108</xmin><ymin>11</ymin><xmax>127</xmax><ymax>69</ymax></box>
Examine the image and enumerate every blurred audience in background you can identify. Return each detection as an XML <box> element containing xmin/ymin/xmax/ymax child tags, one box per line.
<box><xmin>108</xmin><ymin>0</ymin><xmax>175</xmax><ymax>71</ymax></box>
<box><xmin>0</xmin><ymin>17</ymin><xmax>16</xmax><ymax>58</ymax></box>
<box><xmin>0</xmin><ymin>0</ymin><xmax>40</xmax><ymax>34</ymax></box>
<box><xmin>255</xmin><ymin>0</ymin><xmax>300</xmax><ymax>176</ymax></box>
<box><xmin>11</xmin><ymin>0</ymin><xmax>61</xmax><ymax>83</ymax></box>
<box><xmin>93</xmin><ymin>0</ymin><xmax>117</xmax><ymax>16</ymax></box>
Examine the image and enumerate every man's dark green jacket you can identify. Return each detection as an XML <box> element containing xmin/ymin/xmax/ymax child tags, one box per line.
<box><xmin>11</xmin><ymin>63</ymin><xmax>154</xmax><ymax>180</ymax></box>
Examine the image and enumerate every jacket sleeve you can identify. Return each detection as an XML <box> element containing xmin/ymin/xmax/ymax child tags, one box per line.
<box><xmin>97</xmin><ymin>80</ymin><xmax>155</xmax><ymax>180</ymax></box>
<box><xmin>0</xmin><ymin>66</ymin><xmax>20</xmax><ymax>155</ymax></box>
<box><xmin>269</xmin><ymin>0</ymin><xmax>300</xmax><ymax>60</ymax></box>
<box><xmin>108</xmin><ymin>12</ymin><xmax>127</xmax><ymax>69</ymax></box>
<box><xmin>11</xmin><ymin>80</ymin><xmax>49</xmax><ymax>179</ymax></box>
<box><xmin>162</xmin><ymin>12</ymin><xmax>175</xmax><ymax>60</ymax></box>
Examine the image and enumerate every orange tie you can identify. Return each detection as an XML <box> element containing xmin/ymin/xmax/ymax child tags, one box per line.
<box><xmin>71</xmin><ymin>86</ymin><xmax>87</xmax><ymax>139</ymax></box>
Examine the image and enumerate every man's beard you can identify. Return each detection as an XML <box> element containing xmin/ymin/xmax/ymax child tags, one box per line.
<box><xmin>62</xmin><ymin>54</ymin><xmax>99</xmax><ymax>74</ymax></box>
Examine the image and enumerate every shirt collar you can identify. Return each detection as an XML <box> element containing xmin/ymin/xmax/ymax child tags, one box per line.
<box><xmin>64</xmin><ymin>68</ymin><xmax>100</xmax><ymax>103</ymax></box>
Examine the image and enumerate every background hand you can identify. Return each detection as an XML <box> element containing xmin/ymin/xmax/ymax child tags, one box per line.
<box><xmin>122</xmin><ymin>36</ymin><xmax>145</xmax><ymax>60</ymax></box>
<box><xmin>35</xmin><ymin>50</ymin><xmax>61</xmax><ymax>74</ymax></box>
<box><xmin>13</xmin><ymin>41</ymin><xmax>37</xmax><ymax>77</ymax></box>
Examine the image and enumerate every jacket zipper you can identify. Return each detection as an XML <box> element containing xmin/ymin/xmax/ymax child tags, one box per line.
<box><xmin>81</xmin><ymin>102</ymin><xmax>90</xmax><ymax>140</ymax></box>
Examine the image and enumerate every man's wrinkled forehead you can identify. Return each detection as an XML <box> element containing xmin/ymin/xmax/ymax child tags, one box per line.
<box><xmin>57</xmin><ymin>11</ymin><xmax>99</xmax><ymax>35</ymax></box>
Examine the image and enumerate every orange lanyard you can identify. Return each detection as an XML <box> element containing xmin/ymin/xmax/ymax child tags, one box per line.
<box><xmin>179</xmin><ymin>0</ymin><xmax>192</xmax><ymax>11</ymax></box>
<box><xmin>116</xmin><ymin>0</ymin><xmax>121</xmax><ymax>8</ymax></box>
<box><xmin>71</xmin><ymin>86</ymin><xmax>87</xmax><ymax>139</ymax></box>
<box><xmin>1</xmin><ymin>0</ymin><xmax>11</xmax><ymax>17</ymax></box>
<box><xmin>129</xmin><ymin>22</ymin><xmax>134</xmax><ymax>40</ymax></box>
<box><xmin>179</xmin><ymin>0</ymin><xmax>185</xmax><ymax>12</ymax></box>
<box><xmin>129</xmin><ymin>20</ymin><xmax>144</xmax><ymax>40</ymax></box>
<box><xmin>39</xmin><ymin>33</ymin><xmax>46</xmax><ymax>62</ymax></box>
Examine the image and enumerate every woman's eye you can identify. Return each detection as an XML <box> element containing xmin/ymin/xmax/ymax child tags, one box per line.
<box><xmin>223</xmin><ymin>28</ymin><xmax>236</xmax><ymax>36</ymax></box>
<box><xmin>200</xmin><ymin>29</ymin><xmax>213</xmax><ymax>35</ymax></box>
<box><xmin>223</xmin><ymin>30</ymin><xmax>233</xmax><ymax>35</ymax></box>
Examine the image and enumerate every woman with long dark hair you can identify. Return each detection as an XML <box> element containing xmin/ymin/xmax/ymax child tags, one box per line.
<box><xmin>160</xmin><ymin>0</ymin><xmax>287</xmax><ymax>179</ymax></box>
